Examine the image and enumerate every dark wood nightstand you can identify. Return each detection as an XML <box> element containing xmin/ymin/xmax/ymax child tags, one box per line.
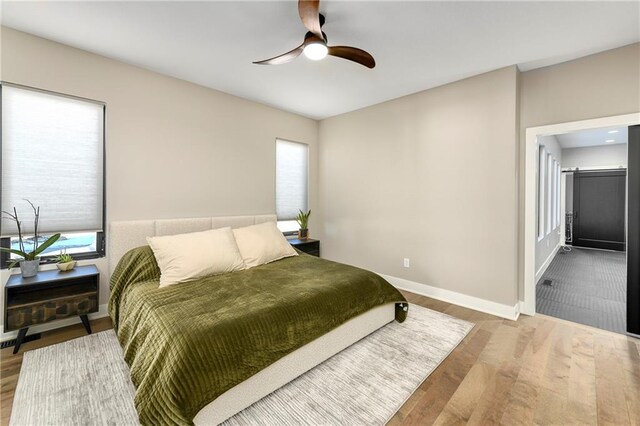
<box><xmin>289</xmin><ymin>238</ymin><xmax>320</xmax><ymax>257</ymax></box>
<box><xmin>4</xmin><ymin>265</ymin><xmax>99</xmax><ymax>353</ymax></box>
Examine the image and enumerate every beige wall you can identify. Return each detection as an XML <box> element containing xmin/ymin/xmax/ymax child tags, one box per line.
<box><xmin>562</xmin><ymin>144</ymin><xmax>628</xmax><ymax>169</ymax></box>
<box><xmin>518</xmin><ymin>42</ymin><xmax>640</xmax><ymax>300</ymax></box>
<box><xmin>0</xmin><ymin>27</ymin><xmax>319</xmax><ymax>332</ymax></box>
<box><xmin>1</xmin><ymin>26</ymin><xmax>638</xmax><ymax>332</ymax></box>
<box><xmin>318</xmin><ymin>66</ymin><xmax>520</xmax><ymax>307</ymax></box>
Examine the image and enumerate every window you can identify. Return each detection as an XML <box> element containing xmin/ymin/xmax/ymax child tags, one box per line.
<box><xmin>556</xmin><ymin>162</ymin><xmax>562</xmax><ymax>227</ymax></box>
<box><xmin>538</xmin><ymin>144</ymin><xmax>563</xmax><ymax>238</ymax></box>
<box><xmin>538</xmin><ymin>146</ymin><xmax>546</xmax><ymax>240</ymax></box>
<box><xmin>545</xmin><ymin>152</ymin><xmax>553</xmax><ymax>235</ymax></box>
<box><xmin>275</xmin><ymin>139</ymin><xmax>308</xmax><ymax>235</ymax></box>
<box><xmin>551</xmin><ymin>159</ymin><xmax>558</xmax><ymax>230</ymax></box>
<box><xmin>1</xmin><ymin>83</ymin><xmax>105</xmax><ymax>267</ymax></box>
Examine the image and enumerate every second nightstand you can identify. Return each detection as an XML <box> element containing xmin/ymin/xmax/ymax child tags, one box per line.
<box><xmin>289</xmin><ymin>238</ymin><xmax>320</xmax><ymax>257</ymax></box>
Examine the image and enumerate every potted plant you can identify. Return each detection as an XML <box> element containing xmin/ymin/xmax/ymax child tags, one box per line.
<box><xmin>296</xmin><ymin>209</ymin><xmax>311</xmax><ymax>240</ymax></box>
<box><xmin>56</xmin><ymin>251</ymin><xmax>76</xmax><ymax>272</ymax></box>
<box><xmin>0</xmin><ymin>200</ymin><xmax>61</xmax><ymax>278</ymax></box>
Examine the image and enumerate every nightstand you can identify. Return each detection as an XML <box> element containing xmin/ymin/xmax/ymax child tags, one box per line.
<box><xmin>4</xmin><ymin>265</ymin><xmax>99</xmax><ymax>353</ymax></box>
<box><xmin>289</xmin><ymin>238</ymin><xmax>320</xmax><ymax>257</ymax></box>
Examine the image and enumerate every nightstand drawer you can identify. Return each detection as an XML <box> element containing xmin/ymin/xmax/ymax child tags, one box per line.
<box><xmin>6</xmin><ymin>293</ymin><xmax>98</xmax><ymax>331</ymax></box>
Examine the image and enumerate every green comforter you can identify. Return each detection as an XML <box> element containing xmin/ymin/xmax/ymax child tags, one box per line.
<box><xmin>109</xmin><ymin>246</ymin><xmax>407</xmax><ymax>425</ymax></box>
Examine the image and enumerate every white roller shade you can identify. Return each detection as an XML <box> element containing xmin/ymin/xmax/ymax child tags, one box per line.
<box><xmin>1</xmin><ymin>84</ymin><xmax>104</xmax><ymax>237</ymax></box>
<box><xmin>276</xmin><ymin>139</ymin><xmax>308</xmax><ymax>220</ymax></box>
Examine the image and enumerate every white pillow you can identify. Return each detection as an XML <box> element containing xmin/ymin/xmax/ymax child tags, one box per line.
<box><xmin>147</xmin><ymin>227</ymin><xmax>246</xmax><ymax>287</ymax></box>
<box><xmin>232</xmin><ymin>222</ymin><xmax>298</xmax><ymax>268</ymax></box>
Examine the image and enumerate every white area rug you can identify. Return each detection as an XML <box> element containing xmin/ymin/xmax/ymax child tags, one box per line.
<box><xmin>11</xmin><ymin>305</ymin><xmax>473</xmax><ymax>426</ymax></box>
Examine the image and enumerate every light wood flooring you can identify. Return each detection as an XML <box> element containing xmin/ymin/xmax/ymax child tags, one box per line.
<box><xmin>1</xmin><ymin>291</ymin><xmax>639</xmax><ymax>425</ymax></box>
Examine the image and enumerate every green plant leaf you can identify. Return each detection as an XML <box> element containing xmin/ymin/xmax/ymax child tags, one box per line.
<box><xmin>32</xmin><ymin>233</ymin><xmax>61</xmax><ymax>256</ymax></box>
<box><xmin>0</xmin><ymin>247</ymin><xmax>29</xmax><ymax>258</ymax></box>
<box><xmin>56</xmin><ymin>252</ymin><xmax>73</xmax><ymax>263</ymax></box>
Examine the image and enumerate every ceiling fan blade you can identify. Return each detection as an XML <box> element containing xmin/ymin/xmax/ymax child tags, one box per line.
<box><xmin>328</xmin><ymin>46</ymin><xmax>376</xmax><ymax>69</ymax></box>
<box><xmin>299</xmin><ymin>0</ymin><xmax>324</xmax><ymax>40</ymax></box>
<box><xmin>253</xmin><ymin>43</ymin><xmax>304</xmax><ymax>65</ymax></box>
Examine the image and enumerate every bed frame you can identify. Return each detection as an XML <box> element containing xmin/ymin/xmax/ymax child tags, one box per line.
<box><xmin>109</xmin><ymin>214</ymin><xmax>396</xmax><ymax>425</ymax></box>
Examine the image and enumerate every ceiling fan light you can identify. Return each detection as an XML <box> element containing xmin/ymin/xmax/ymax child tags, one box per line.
<box><xmin>303</xmin><ymin>43</ymin><xmax>328</xmax><ymax>61</ymax></box>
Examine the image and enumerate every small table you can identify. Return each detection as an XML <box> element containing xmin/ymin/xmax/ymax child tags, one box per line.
<box><xmin>4</xmin><ymin>265</ymin><xmax>99</xmax><ymax>354</ymax></box>
<box><xmin>289</xmin><ymin>238</ymin><xmax>320</xmax><ymax>257</ymax></box>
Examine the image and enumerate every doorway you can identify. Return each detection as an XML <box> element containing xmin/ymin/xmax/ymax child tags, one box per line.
<box><xmin>536</xmin><ymin>127</ymin><xmax>627</xmax><ymax>333</ymax></box>
<box><xmin>523</xmin><ymin>113</ymin><xmax>640</xmax><ymax>337</ymax></box>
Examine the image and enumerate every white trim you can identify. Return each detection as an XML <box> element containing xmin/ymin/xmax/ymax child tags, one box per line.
<box><xmin>535</xmin><ymin>244</ymin><xmax>560</xmax><ymax>283</ymax></box>
<box><xmin>523</xmin><ymin>112</ymin><xmax>640</xmax><ymax>316</ymax></box>
<box><xmin>562</xmin><ymin>165</ymin><xmax>627</xmax><ymax>172</ymax></box>
<box><xmin>1</xmin><ymin>303</ymin><xmax>109</xmax><ymax>342</ymax></box>
<box><xmin>518</xmin><ymin>301</ymin><xmax>527</xmax><ymax>316</ymax></box>
<box><xmin>381</xmin><ymin>273</ymin><xmax>520</xmax><ymax>321</ymax></box>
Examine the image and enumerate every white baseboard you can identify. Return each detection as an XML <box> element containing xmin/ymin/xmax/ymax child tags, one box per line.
<box><xmin>381</xmin><ymin>273</ymin><xmax>520</xmax><ymax>321</ymax></box>
<box><xmin>518</xmin><ymin>301</ymin><xmax>529</xmax><ymax>316</ymax></box>
<box><xmin>535</xmin><ymin>243</ymin><xmax>561</xmax><ymax>283</ymax></box>
<box><xmin>1</xmin><ymin>303</ymin><xmax>109</xmax><ymax>342</ymax></box>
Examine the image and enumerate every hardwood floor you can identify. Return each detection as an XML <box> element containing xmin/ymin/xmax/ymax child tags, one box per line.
<box><xmin>1</xmin><ymin>292</ymin><xmax>639</xmax><ymax>425</ymax></box>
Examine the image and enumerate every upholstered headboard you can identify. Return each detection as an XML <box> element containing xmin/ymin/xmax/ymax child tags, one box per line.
<box><xmin>108</xmin><ymin>214</ymin><xmax>277</xmax><ymax>275</ymax></box>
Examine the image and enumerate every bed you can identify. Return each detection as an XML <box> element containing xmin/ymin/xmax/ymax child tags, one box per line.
<box><xmin>108</xmin><ymin>215</ymin><xmax>407</xmax><ymax>425</ymax></box>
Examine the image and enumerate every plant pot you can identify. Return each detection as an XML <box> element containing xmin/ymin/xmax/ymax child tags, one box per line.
<box><xmin>57</xmin><ymin>261</ymin><xmax>77</xmax><ymax>272</ymax></box>
<box><xmin>298</xmin><ymin>228</ymin><xmax>309</xmax><ymax>239</ymax></box>
<box><xmin>19</xmin><ymin>259</ymin><xmax>40</xmax><ymax>278</ymax></box>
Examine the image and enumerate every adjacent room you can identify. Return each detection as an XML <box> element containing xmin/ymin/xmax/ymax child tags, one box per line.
<box><xmin>0</xmin><ymin>1</ymin><xmax>639</xmax><ymax>425</ymax></box>
<box><xmin>535</xmin><ymin>126</ymin><xmax>629</xmax><ymax>334</ymax></box>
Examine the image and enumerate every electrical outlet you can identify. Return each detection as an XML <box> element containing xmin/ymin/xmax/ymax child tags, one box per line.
<box><xmin>546</xmin><ymin>239</ymin><xmax>549</xmax><ymax>247</ymax></box>
<box><xmin>403</xmin><ymin>258</ymin><xmax>410</xmax><ymax>268</ymax></box>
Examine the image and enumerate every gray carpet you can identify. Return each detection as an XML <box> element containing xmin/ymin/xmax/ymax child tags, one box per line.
<box><xmin>536</xmin><ymin>247</ymin><xmax>626</xmax><ymax>334</ymax></box>
<box><xmin>10</xmin><ymin>305</ymin><xmax>473</xmax><ymax>426</ymax></box>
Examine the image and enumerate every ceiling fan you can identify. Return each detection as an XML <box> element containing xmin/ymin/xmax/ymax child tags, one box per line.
<box><xmin>253</xmin><ymin>0</ymin><xmax>375</xmax><ymax>69</ymax></box>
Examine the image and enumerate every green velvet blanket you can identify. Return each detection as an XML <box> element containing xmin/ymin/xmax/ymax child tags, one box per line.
<box><xmin>109</xmin><ymin>247</ymin><xmax>407</xmax><ymax>425</ymax></box>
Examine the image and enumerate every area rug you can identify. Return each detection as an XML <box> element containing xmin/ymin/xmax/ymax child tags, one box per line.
<box><xmin>10</xmin><ymin>305</ymin><xmax>473</xmax><ymax>426</ymax></box>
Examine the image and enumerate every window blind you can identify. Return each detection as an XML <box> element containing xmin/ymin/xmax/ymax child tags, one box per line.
<box><xmin>1</xmin><ymin>84</ymin><xmax>104</xmax><ymax>237</ymax></box>
<box><xmin>276</xmin><ymin>139</ymin><xmax>308</xmax><ymax>220</ymax></box>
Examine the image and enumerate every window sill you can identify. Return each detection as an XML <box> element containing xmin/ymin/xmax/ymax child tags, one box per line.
<box><xmin>1</xmin><ymin>252</ymin><xmax>105</xmax><ymax>270</ymax></box>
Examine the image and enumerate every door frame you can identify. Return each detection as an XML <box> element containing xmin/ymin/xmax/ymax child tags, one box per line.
<box><xmin>523</xmin><ymin>113</ymin><xmax>640</xmax><ymax>317</ymax></box>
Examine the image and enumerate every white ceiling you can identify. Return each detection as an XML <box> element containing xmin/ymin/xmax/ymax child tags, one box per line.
<box><xmin>556</xmin><ymin>126</ymin><xmax>629</xmax><ymax>149</ymax></box>
<box><xmin>2</xmin><ymin>1</ymin><xmax>639</xmax><ymax>120</ymax></box>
